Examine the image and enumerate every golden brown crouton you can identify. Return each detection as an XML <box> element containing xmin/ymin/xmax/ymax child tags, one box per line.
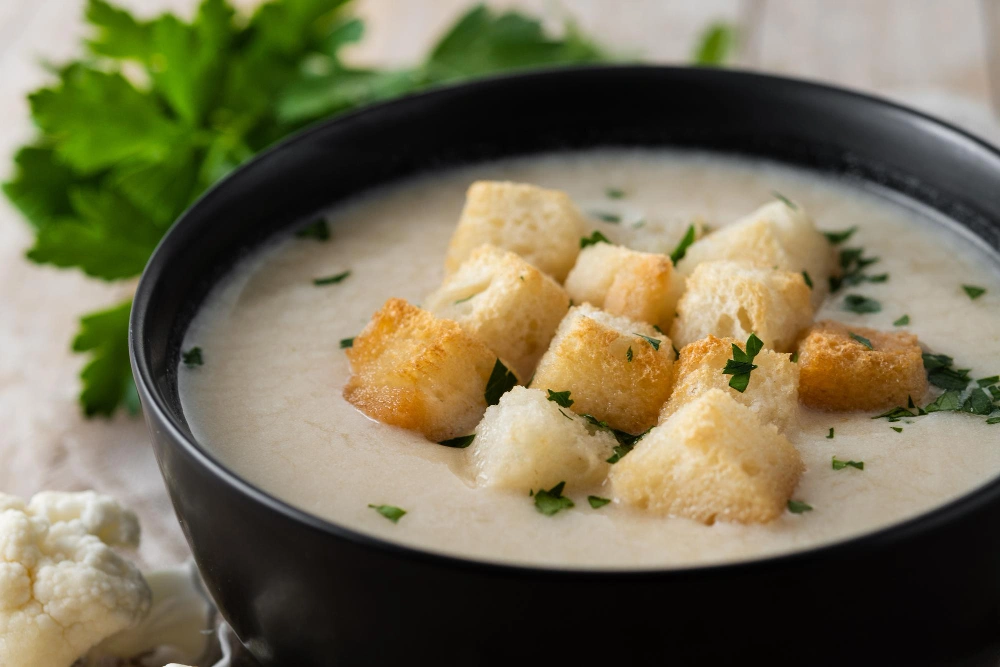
<box><xmin>468</xmin><ymin>386</ymin><xmax>617</xmax><ymax>491</ymax></box>
<box><xmin>344</xmin><ymin>298</ymin><xmax>510</xmax><ymax>441</ymax></box>
<box><xmin>661</xmin><ymin>335</ymin><xmax>800</xmax><ymax>433</ymax></box>
<box><xmin>677</xmin><ymin>201</ymin><xmax>836</xmax><ymax>308</ymax></box>
<box><xmin>670</xmin><ymin>260</ymin><xmax>814</xmax><ymax>352</ymax></box>
<box><xmin>445</xmin><ymin>181</ymin><xmax>587</xmax><ymax>282</ymax></box>
<box><xmin>611</xmin><ymin>389</ymin><xmax>803</xmax><ymax>524</ymax></box>
<box><xmin>797</xmin><ymin>320</ymin><xmax>928</xmax><ymax>411</ymax></box>
<box><xmin>425</xmin><ymin>245</ymin><xmax>569</xmax><ymax>381</ymax></box>
<box><xmin>530</xmin><ymin>304</ymin><xmax>674</xmax><ymax>434</ymax></box>
<box><xmin>563</xmin><ymin>243</ymin><xmax>676</xmax><ymax>330</ymax></box>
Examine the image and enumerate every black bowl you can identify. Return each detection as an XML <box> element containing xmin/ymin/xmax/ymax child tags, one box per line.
<box><xmin>131</xmin><ymin>66</ymin><xmax>1000</xmax><ymax>666</ymax></box>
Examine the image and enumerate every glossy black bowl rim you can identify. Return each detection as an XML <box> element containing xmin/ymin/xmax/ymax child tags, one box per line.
<box><xmin>131</xmin><ymin>64</ymin><xmax>1000</xmax><ymax>580</ymax></box>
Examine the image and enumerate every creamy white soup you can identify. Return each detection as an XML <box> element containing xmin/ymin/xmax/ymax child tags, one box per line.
<box><xmin>179</xmin><ymin>150</ymin><xmax>1000</xmax><ymax>569</ymax></box>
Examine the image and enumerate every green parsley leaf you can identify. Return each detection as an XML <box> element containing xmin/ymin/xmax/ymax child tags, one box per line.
<box><xmin>744</xmin><ymin>333</ymin><xmax>763</xmax><ymax>359</ymax></box>
<box><xmin>580</xmin><ymin>230</ymin><xmax>611</xmax><ymax>248</ymax></box>
<box><xmin>824</xmin><ymin>227</ymin><xmax>857</xmax><ymax>245</ymax></box>
<box><xmin>963</xmin><ymin>285</ymin><xmax>986</xmax><ymax>300</ymax></box>
<box><xmin>832</xmin><ymin>457</ymin><xmax>864</xmax><ymax>470</ymax></box>
<box><xmin>534</xmin><ymin>481</ymin><xmax>574</xmax><ymax>516</ymax></box>
<box><xmin>963</xmin><ymin>388</ymin><xmax>994</xmax><ymax>415</ymax></box>
<box><xmin>977</xmin><ymin>376</ymin><xmax>999</xmax><ymax>387</ymax></box>
<box><xmin>849</xmin><ymin>332</ymin><xmax>873</xmax><ymax>349</ymax></box>
<box><xmin>485</xmin><ymin>359</ymin><xmax>518</xmax><ymax>405</ymax></box>
<box><xmin>626</xmin><ymin>346</ymin><xmax>633</xmax><ymax>362</ymax></box>
<box><xmin>922</xmin><ymin>353</ymin><xmax>954</xmax><ymax>371</ymax></box>
<box><xmin>787</xmin><ymin>500</ymin><xmax>813</xmax><ymax>514</ymax></box>
<box><xmin>296</xmin><ymin>219</ymin><xmax>330</xmax><ymax>240</ymax></box>
<box><xmin>692</xmin><ymin>22</ymin><xmax>737</xmax><ymax>66</ymax></box>
<box><xmin>771</xmin><ymin>190</ymin><xmax>797</xmax><ymax>209</ymax></box>
<box><xmin>831</xmin><ymin>247</ymin><xmax>881</xmax><ymax>291</ymax></box>
<box><xmin>673</xmin><ymin>344</ymin><xmax>681</xmax><ymax>360</ymax></box>
<box><xmin>802</xmin><ymin>271</ymin><xmax>813</xmax><ymax>289</ymax></box>
<box><xmin>369</xmin><ymin>504</ymin><xmax>406</xmax><ymax>523</ymax></box>
<box><xmin>872</xmin><ymin>406</ymin><xmax>914</xmax><ymax>421</ymax></box>
<box><xmin>182</xmin><ymin>347</ymin><xmax>204</xmax><ymax>367</ymax></box>
<box><xmin>925</xmin><ymin>390</ymin><xmax>963</xmax><ymax>413</ymax></box>
<box><xmin>606</xmin><ymin>444</ymin><xmax>632</xmax><ymax>464</ymax></box>
<box><xmin>339</xmin><ymin>337</ymin><xmax>354</xmax><ymax>349</ymax></box>
<box><xmin>546</xmin><ymin>390</ymin><xmax>574</xmax><ymax>408</ymax></box>
<box><xmin>634</xmin><ymin>333</ymin><xmax>661</xmax><ymax>350</ymax></box>
<box><xmin>454</xmin><ymin>294</ymin><xmax>475</xmax><ymax>304</ymax></box>
<box><xmin>558</xmin><ymin>409</ymin><xmax>574</xmax><ymax>420</ymax></box>
<box><xmin>891</xmin><ymin>426</ymin><xmax>903</xmax><ymax>433</ymax></box>
<box><xmin>842</xmin><ymin>294</ymin><xmax>882</xmax><ymax>313</ymax></box>
<box><xmin>587</xmin><ymin>495</ymin><xmax>612</xmax><ymax>509</ymax></box>
<box><xmin>313</xmin><ymin>271</ymin><xmax>350</xmax><ymax>286</ymax></box>
<box><xmin>991</xmin><ymin>386</ymin><xmax>1000</xmax><ymax>401</ymax></box>
<box><xmin>893</xmin><ymin>314</ymin><xmax>910</xmax><ymax>326</ymax></box>
<box><xmin>72</xmin><ymin>300</ymin><xmax>135</xmax><ymax>417</ymax></box>
<box><xmin>987</xmin><ymin>416</ymin><xmax>1000</xmax><ymax>425</ymax></box>
<box><xmin>605</xmin><ymin>187</ymin><xmax>625</xmax><ymax>199</ymax></box>
<box><xmin>438</xmin><ymin>434</ymin><xmax>476</xmax><ymax>449</ymax></box>
<box><xmin>723</xmin><ymin>359</ymin><xmax>758</xmax><ymax>375</ymax></box>
<box><xmin>928</xmin><ymin>366</ymin><xmax>972</xmax><ymax>391</ymax></box>
<box><xmin>826</xmin><ymin>427</ymin><xmax>834</xmax><ymax>439</ymax></box>
<box><xmin>669</xmin><ymin>224</ymin><xmax>696</xmax><ymax>265</ymax></box>
<box><xmin>722</xmin><ymin>334</ymin><xmax>762</xmax><ymax>393</ymax></box>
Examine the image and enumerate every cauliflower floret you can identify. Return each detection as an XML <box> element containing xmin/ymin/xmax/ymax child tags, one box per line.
<box><xmin>0</xmin><ymin>491</ymin><xmax>151</xmax><ymax>667</ymax></box>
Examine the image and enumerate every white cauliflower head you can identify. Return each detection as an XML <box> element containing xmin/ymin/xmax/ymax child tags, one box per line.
<box><xmin>0</xmin><ymin>491</ymin><xmax>151</xmax><ymax>667</ymax></box>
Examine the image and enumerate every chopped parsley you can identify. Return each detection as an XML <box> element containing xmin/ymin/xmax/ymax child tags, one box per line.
<box><xmin>871</xmin><ymin>406</ymin><xmax>914</xmax><ymax>422</ymax></box>
<box><xmin>605</xmin><ymin>187</ymin><xmax>625</xmax><ymax>199</ymax></box>
<box><xmin>634</xmin><ymin>333</ymin><xmax>661</xmax><ymax>351</ymax></box>
<box><xmin>987</xmin><ymin>416</ymin><xmax>1000</xmax><ymax>425</ymax></box>
<box><xmin>484</xmin><ymin>359</ymin><xmax>518</xmax><ymax>405</ymax></box>
<box><xmin>296</xmin><ymin>219</ymin><xmax>330</xmax><ymax>241</ymax></box>
<box><xmin>891</xmin><ymin>426</ymin><xmax>903</xmax><ymax>433</ymax></box>
<box><xmin>831</xmin><ymin>247</ymin><xmax>881</xmax><ymax>292</ymax></box>
<box><xmin>454</xmin><ymin>294</ymin><xmax>476</xmax><ymax>304</ymax></box>
<box><xmin>771</xmin><ymin>190</ymin><xmax>797</xmax><ymax>209</ymax></box>
<box><xmin>832</xmin><ymin>457</ymin><xmax>864</xmax><ymax>470</ymax></box>
<box><xmin>963</xmin><ymin>388</ymin><xmax>994</xmax><ymax>415</ymax></box>
<box><xmin>438</xmin><ymin>434</ymin><xmax>475</xmax><ymax>449</ymax></box>
<box><xmin>722</xmin><ymin>333</ymin><xmax>763</xmax><ymax>393</ymax></box>
<box><xmin>606</xmin><ymin>444</ymin><xmax>634</xmax><ymax>464</ymax></box>
<box><xmin>580</xmin><ymin>231</ymin><xmax>611</xmax><ymax>249</ymax></box>
<box><xmin>826</xmin><ymin>427</ymin><xmax>834</xmax><ymax>439</ymax></box>
<box><xmin>626</xmin><ymin>346</ymin><xmax>633</xmax><ymax>362</ymax></box>
<box><xmin>669</xmin><ymin>224</ymin><xmax>696</xmax><ymax>265</ymax></box>
<box><xmin>314</xmin><ymin>271</ymin><xmax>350</xmax><ymax>286</ymax></box>
<box><xmin>534</xmin><ymin>482</ymin><xmax>574</xmax><ymax>516</ymax></box>
<box><xmin>546</xmin><ymin>390</ymin><xmax>574</xmax><ymax>408</ymax></box>
<box><xmin>928</xmin><ymin>366</ymin><xmax>972</xmax><ymax>391</ymax></box>
<box><xmin>787</xmin><ymin>500</ymin><xmax>813</xmax><ymax>514</ymax></box>
<box><xmin>925</xmin><ymin>390</ymin><xmax>962</xmax><ymax>413</ymax></box>
<box><xmin>802</xmin><ymin>271</ymin><xmax>813</xmax><ymax>289</ymax></box>
<box><xmin>181</xmin><ymin>347</ymin><xmax>203</xmax><ymax>367</ymax></box>
<box><xmin>977</xmin><ymin>376</ymin><xmax>999</xmax><ymax>387</ymax></box>
<box><xmin>587</xmin><ymin>495</ymin><xmax>612</xmax><ymax>509</ymax></box>
<box><xmin>824</xmin><ymin>227</ymin><xmax>857</xmax><ymax>245</ymax></box>
<box><xmin>558</xmin><ymin>409</ymin><xmax>574</xmax><ymax>420</ymax></box>
<box><xmin>339</xmin><ymin>337</ymin><xmax>354</xmax><ymax>349</ymax></box>
<box><xmin>672</xmin><ymin>344</ymin><xmax>681</xmax><ymax>360</ymax></box>
<box><xmin>893</xmin><ymin>314</ymin><xmax>910</xmax><ymax>326</ymax></box>
<box><xmin>790</xmin><ymin>352</ymin><xmax>799</xmax><ymax>363</ymax></box>
<box><xmin>842</xmin><ymin>294</ymin><xmax>881</xmax><ymax>313</ymax></box>
<box><xmin>368</xmin><ymin>504</ymin><xmax>406</xmax><ymax>523</ymax></box>
<box><xmin>991</xmin><ymin>386</ymin><xmax>1000</xmax><ymax>401</ymax></box>
<box><xmin>848</xmin><ymin>332</ymin><xmax>873</xmax><ymax>349</ymax></box>
<box><xmin>922</xmin><ymin>353</ymin><xmax>954</xmax><ymax>370</ymax></box>
<box><xmin>593</xmin><ymin>212</ymin><xmax>621</xmax><ymax>223</ymax></box>
<box><xmin>963</xmin><ymin>285</ymin><xmax>986</xmax><ymax>300</ymax></box>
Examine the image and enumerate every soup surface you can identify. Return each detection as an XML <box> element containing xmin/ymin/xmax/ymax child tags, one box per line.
<box><xmin>179</xmin><ymin>150</ymin><xmax>1000</xmax><ymax>569</ymax></box>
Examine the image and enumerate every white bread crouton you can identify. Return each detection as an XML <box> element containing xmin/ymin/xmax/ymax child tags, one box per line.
<box><xmin>468</xmin><ymin>386</ymin><xmax>617</xmax><ymax>491</ymax></box>
<box><xmin>344</xmin><ymin>298</ymin><xmax>513</xmax><ymax>442</ymax></box>
<box><xmin>670</xmin><ymin>260</ymin><xmax>813</xmax><ymax>352</ymax></box>
<box><xmin>530</xmin><ymin>304</ymin><xmax>674</xmax><ymax>434</ymax></box>
<box><xmin>445</xmin><ymin>181</ymin><xmax>587</xmax><ymax>282</ymax></box>
<box><xmin>797</xmin><ymin>320</ymin><xmax>928</xmax><ymax>411</ymax></box>
<box><xmin>425</xmin><ymin>244</ymin><xmax>569</xmax><ymax>381</ymax></box>
<box><xmin>661</xmin><ymin>335</ymin><xmax>799</xmax><ymax>433</ymax></box>
<box><xmin>611</xmin><ymin>389</ymin><xmax>803</xmax><ymax>524</ymax></box>
<box><xmin>563</xmin><ymin>243</ymin><xmax>676</xmax><ymax>329</ymax></box>
<box><xmin>676</xmin><ymin>201</ymin><xmax>836</xmax><ymax>308</ymax></box>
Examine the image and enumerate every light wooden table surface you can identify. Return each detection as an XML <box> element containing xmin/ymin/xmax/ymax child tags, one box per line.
<box><xmin>1</xmin><ymin>0</ymin><xmax>999</xmax><ymax>568</ymax></box>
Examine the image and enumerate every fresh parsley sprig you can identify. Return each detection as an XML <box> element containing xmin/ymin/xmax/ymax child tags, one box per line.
<box><xmin>722</xmin><ymin>333</ymin><xmax>763</xmax><ymax>393</ymax></box>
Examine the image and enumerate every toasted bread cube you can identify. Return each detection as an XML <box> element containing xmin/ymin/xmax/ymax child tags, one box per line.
<box><xmin>530</xmin><ymin>304</ymin><xmax>674</xmax><ymax>434</ymax></box>
<box><xmin>445</xmin><ymin>181</ymin><xmax>586</xmax><ymax>282</ymax></box>
<box><xmin>661</xmin><ymin>335</ymin><xmax>799</xmax><ymax>433</ymax></box>
<box><xmin>564</xmin><ymin>243</ymin><xmax>676</xmax><ymax>329</ymax></box>
<box><xmin>425</xmin><ymin>245</ymin><xmax>569</xmax><ymax>381</ymax></box>
<box><xmin>344</xmin><ymin>298</ymin><xmax>513</xmax><ymax>442</ymax></box>
<box><xmin>677</xmin><ymin>201</ymin><xmax>836</xmax><ymax>308</ymax></box>
<box><xmin>611</xmin><ymin>389</ymin><xmax>803</xmax><ymax>524</ymax></box>
<box><xmin>670</xmin><ymin>261</ymin><xmax>813</xmax><ymax>352</ymax></box>
<box><xmin>468</xmin><ymin>386</ymin><xmax>617</xmax><ymax>491</ymax></box>
<box><xmin>797</xmin><ymin>320</ymin><xmax>927</xmax><ymax>411</ymax></box>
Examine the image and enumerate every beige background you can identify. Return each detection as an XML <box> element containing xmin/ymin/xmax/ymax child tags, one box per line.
<box><xmin>1</xmin><ymin>0</ymin><xmax>999</xmax><ymax>568</ymax></box>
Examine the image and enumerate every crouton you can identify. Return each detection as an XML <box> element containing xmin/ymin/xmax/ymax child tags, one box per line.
<box><xmin>797</xmin><ymin>320</ymin><xmax>927</xmax><ymax>411</ymax></box>
<box><xmin>676</xmin><ymin>201</ymin><xmax>836</xmax><ymax>308</ymax></box>
<box><xmin>661</xmin><ymin>335</ymin><xmax>799</xmax><ymax>433</ymax></box>
<box><xmin>468</xmin><ymin>386</ymin><xmax>617</xmax><ymax>491</ymax></box>
<box><xmin>425</xmin><ymin>245</ymin><xmax>570</xmax><ymax>380</ymax></box>
<box><xmin>445</xmin><ymin>181</ymin><xmax>587</xmax><ymax>282</ymax></box>
<box><xmin>611</xmin><ymin>389</ymin><xmax>803</xmax><ymax>524</ymax></box>
<box><xmin>670</xmin><ymin>261</ymin><xmax>813</xmax><ymax>352</ymax></box>
<box><xmin>530</xmin><ymin>304</ymin><xmax>674</xmax><ymax>434</ymax></box>
<box><xmin>344</xmin><ymin>298</ymin><xmax>513</xmax><ymax>442</ymax></box>
<box><xmin>563</xmin><ymin>243</ymin><xmax>676</xmax><ymax>329</ymax></box>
